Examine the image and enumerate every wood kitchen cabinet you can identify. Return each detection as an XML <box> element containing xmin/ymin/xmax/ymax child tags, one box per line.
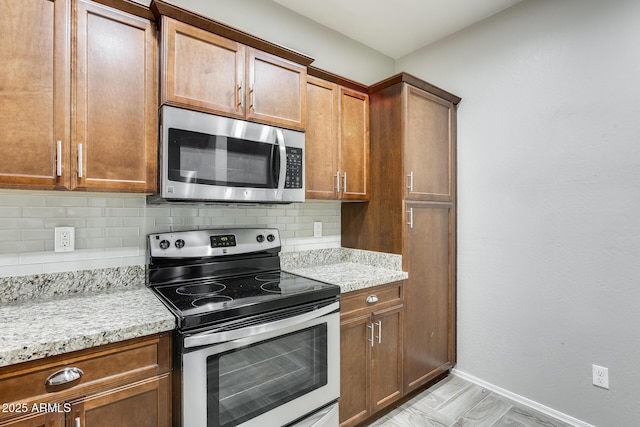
<box><xmin>160</xmin><ymin>16</ymin><xmax>307</xmax><ymax>131</ymax></box>
<box><xmin>342</xmin><ymin>73</ymin><xmax>459</xmax><ymax>395</ymax></box>
<box><xmin>0</xmin><ymin>333</ymin><xmax>171</xmax><ymax>427</ymax></box>
<box><xmin>339</xmin><ymin>282</ymin><xmax>403</xmax><ymax>427</ymax></box>
<box><xmin>305</xmin><ymin>73</ymin><xmax>369</xmax><ymax>201</ymax></box>
<box><xmin>0</xmin><ymin>0</ymin><xmax>158</xmax><ymax>193</ymax></box>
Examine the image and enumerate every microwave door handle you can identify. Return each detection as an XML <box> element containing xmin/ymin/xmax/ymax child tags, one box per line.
<box><xmin>183</xmin><ymin>301</ymin><xmax>339</xmax><ymax>348</ymax></box>
<box><xmin>275</xmin><ymin>129</ymin><xmax>287</xmax><ymax>200</ymax></box>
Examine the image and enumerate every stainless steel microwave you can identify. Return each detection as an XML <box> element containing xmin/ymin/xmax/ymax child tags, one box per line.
<box><xmin>153</xmin><ymin>105</ymin><xmax>305</xmax><ymax>203</ymax></box>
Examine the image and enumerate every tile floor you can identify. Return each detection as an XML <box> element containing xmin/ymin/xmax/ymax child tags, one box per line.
<box><xmin>367</xmin><ymin>375</ymin><xmax>572</xmax><ymax>427</ymax></box>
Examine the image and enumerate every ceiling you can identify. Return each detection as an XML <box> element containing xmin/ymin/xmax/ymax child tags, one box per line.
<box><xmin>272</xmin><ymin>0</ymin><xmax>523</xmax><ymax>59</ymax></box>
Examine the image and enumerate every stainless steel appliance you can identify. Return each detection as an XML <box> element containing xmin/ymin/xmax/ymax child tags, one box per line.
<box><xmin>147</xmin><ymin>228</ymin><xmax>340</xmax><ymax>427</ymax></box>
<box><xmin>151</xmin><ymin>105</ymin><xmax>305</xmax><ymax>204</ymax></box>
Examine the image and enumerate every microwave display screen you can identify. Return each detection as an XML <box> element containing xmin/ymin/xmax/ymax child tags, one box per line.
<box><xmin>168</xmin><ymin>128</ymin><xmax>279</xmax><ymax>189</ymax></box>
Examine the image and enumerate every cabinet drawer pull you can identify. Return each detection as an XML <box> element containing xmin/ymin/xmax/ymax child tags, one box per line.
<box><xmin>407</xmin><ymin>208</ymin><xmax>414</xmax><ymax>229</ymax></box>
<box><xmin>75</xmin><ymin>417</ymin><xmax>81</xmax><ymax>427</ymax></box>
<box><xmin>407</xmin><ymin>171</ymin><xmax>414</xmax><ymax>192</ymax></box>
<box><xmin>250</xmin><ymin>83</ymin><xmax>255</xmax><ymax>110</ymax></box>
<box><xmin>365</xmin><ymin>295</ymin><xmax>378</xmax><ymax>304</ymax></box>
<box><xmin>342</xmin><ymin>172</ymin><xmax>347</xmax><ymax>193</ymax></box>
<box><xmin>237</xmin><ymin>80</ymin><xmax>244</xmax><ymax>109</ymax></box>
<box><xmin>77</xmin><ymin>143</ymin><xmax>83</xmax><ymax>178</ymax></box>
<box><xmin>45</xmin><ymin>367</ymin><xmax>84</xmax><ymax>387</ymax></box>
<box><xmin>335</xmin><ymin>171</ymin><xmax>340</xmax><ymax>193</ymax></box>
<box><xmin>56</xmin><ymin>140</ymin><xmax>62</xmax><ymax>177</ymax></box>
<box><xmin>367</xmin><ymin>323</ymin><xmax>374</xmax><ymax>347</ymax></box>
<box><xmin>376</xmin><ymin>320</ymin><xmax>382</xmax><ymax>344</ymax></box>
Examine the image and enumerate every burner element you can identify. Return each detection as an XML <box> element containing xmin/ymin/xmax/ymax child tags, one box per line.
<box><xmin>261</xmin><ymin>281</ymin><xmax>311</xmax><ymax>294</ymax></box>
<box><xmin>192</xmin><ymin>295</ymin><xmax>233</xmax><ymax>307</ymax></box>
<box><xmin>177</xmin><ymin>283</ymin><xmax>226</xmax><ymax>296</ymax></box>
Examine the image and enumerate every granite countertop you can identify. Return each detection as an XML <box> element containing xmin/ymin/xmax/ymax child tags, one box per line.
<box><xmin>281</xmin><ymin>248</ymin><xmax>408</xmax><ymax>292</ymax></box>
<box><xmin>0</xmin><ymin>248</ymin><xmax>406</xmax><ymax>368</ymax></box>
<box><xmin>0</xmin><ymin>266</ymin><xmax>175</xmax><ymax>368</ymax></box>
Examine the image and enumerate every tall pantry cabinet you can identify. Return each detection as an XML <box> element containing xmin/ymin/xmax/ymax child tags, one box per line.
<box><xmin>342</xmin><ymin>73</ymin><xmax>460</xmax><ymax>394</ymax></box>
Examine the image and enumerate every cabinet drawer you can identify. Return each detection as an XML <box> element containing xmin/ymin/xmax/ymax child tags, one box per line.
<box><xmin>0</xmin><ymin>333</ymin><xmax>171</xmax><ymax>409</ymax></box>
<box><xmin>341</xmin><ymin>282</ymin><xmax>403</xmax><ymax>317</ymax></box>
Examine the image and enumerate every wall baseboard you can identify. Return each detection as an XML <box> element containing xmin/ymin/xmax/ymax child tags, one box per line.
<box><xmin>451</xmin><ymin>369</ymin><xmax>595</xmax><ymax>427</ymax></box>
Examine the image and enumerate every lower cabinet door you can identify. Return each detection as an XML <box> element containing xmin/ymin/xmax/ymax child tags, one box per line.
<box><xmin>339</xmin><ymin>314</ymin><xmax>371</xmax><ymax>427</ymax></box>
<box><xmin>67</xmin><ymin>375</ymin><xmax>170</xmax><ymax>427</ymax></box>
<box><xmin>370</xmin><ymin>305</ymin><xmax>403</xmax><ymax>413</ymax></box>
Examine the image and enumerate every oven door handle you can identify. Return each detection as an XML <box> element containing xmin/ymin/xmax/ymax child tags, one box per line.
<box><xmin>274</xmin><ymin>129</ymin><xmax>287</xmax><ymax>200</ymax></box>
<box><xmin>183</xmin><ymin>301</ymin><xmax>339</xmax><ymax>349</ymax></box>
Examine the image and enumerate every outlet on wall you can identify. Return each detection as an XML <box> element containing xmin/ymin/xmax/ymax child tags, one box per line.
<box><xmin>313</xmin><ymin>221</ymin><xmax>322</xmax><ymax>237</ymax></box>
<box><xmin>592</xmin><ymin>364</ymin><xmax>609</xmax><ymax>389</ymax></box>
<box><xmin>54</xmin><ymin>226</ymin><xmax>75</xmax><ymax>252</ymax></box>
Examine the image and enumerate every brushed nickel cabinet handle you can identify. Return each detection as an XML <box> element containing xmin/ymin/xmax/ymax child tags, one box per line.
<box><xmin>45</xmin><ymin>367</ymin><xmax>84</xmax><ymax>387</ymax></box>
<box><xmin>237</xmin><ymin>80</ymin><xmax>243</xmax><ymax>109</ymax></box>
<box><xmin>342</xmin><ymin>172</ymin><xmax>347</xmax><ymax>193</ymax></box>
<box><xmin>335</xmin><ymin>171</ymin><xmax>340</xmax><ymax>193</ymax></box>
<box><xmin>366</xmin><ymin>295</ymin><xmax>378</xmax><ymax>304</ymax></box>
<box><xmin>77</xmin><ymin>144</ymin><xmax>83</xmax><ymax>178</ymax></box>
<box><xmin>376</xmin><ymin>320</ymin><xmax>382</xmax><ymax>344</ymax></box>
<box><xmin>56</xmin><ymin>140</ymin><xmax>62</xmax><ymax>177</ymax></box>
<box><xmin>407</xmin><ymin>171</ymin><xmax>414</xmax><ymax>191</ymax></box>
<box><xmin>250</xmin><ymin>83</ymin><xmax>255</xmax><ymax>110</ymax></box>
<box><xmin>367</xmin><ymin>323</ymin><xmax>374</xmax><ymax>347</ymax></box>
<box><xmin>75</xmin><ymin>417</ymin><xmax>81</xmax><ymax>427</ymax></box>
<box><xmin>407</xmin><ymin>208</ymin><xmax>414</xmax><ymax>229</ymax></box>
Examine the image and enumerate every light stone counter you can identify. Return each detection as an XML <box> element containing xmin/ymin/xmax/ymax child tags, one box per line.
<box><xmin>0</xmin><ymin>267</ymin><xmax>175</xmax><ymax>368</ymax></box>
<box><xmin>281</xmin><ymin>248</ymin><xmax>408</xmax><ymax>292</ymax></box>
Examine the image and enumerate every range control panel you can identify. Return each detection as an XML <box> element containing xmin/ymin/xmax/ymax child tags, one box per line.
<box><xmin>285</xmin><ymin>147</ymin><xmax>303</xmax><ymax>189</ymax></box>
<box><xmin>148</xmin><ymin>228</ymin><xmax>280</xmax><ymax>258</ymax></box>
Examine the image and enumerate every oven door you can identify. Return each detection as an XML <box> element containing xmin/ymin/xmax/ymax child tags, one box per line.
<box><xmin>159</xmin><ymin>105</ymin><xmax>305</xmax><ymax>203</ymax></box>
<box><xmin>180</xmin><ymin>301</ymin><xmax>340</xmax><ymax>427</ymax></box>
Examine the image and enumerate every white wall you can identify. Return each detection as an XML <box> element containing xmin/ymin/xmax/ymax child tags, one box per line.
<box><xmin>396</xmin><ymin>0</ymin><xmax>640</xmax><ymax>425</ymax></box>
<box><xmin>164</xmin><ymin>0</ymin><xmax>395</xmax><ymax>85</ymax></box>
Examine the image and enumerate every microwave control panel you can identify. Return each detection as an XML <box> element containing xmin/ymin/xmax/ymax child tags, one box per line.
<box><xmin>285</xmin><ymin>147</ymin><xmax>303</xmax><ymax>189</ymax></box>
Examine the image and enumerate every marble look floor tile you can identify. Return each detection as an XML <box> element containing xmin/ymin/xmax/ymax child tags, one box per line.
<box><xmin>495</xmin><ymin>406</ymin><xmax>572</xmax><ymax>427</ymax></box>
<box><xmin>491</xmin><ymin>415</ymin><xmax>529</xmax><ymax>427</ymax></box>
<box><xmin>436</xmin><ymin>383</ymin><xmax>490</xmax><ymax>420</ymax></box>
<box><xmin>419</xmin><ymin>375</ymin><xmax>475</xmax><ymax>409</ymax></box>
<box><xmin>457</xmin><ymin>394</ymin><xmax>513</xmax><ymax>426</ymax></box>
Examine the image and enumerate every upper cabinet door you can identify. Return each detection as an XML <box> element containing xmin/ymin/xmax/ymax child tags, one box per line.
<box><xmin>72</xmin><ymin>0</ymin><xmax>157</xmax><ymax>192</ymax></box>
<box><xmin>340</xmin><ymin>87</ymin><xmax>369</xmax><ymax>201</ymax></box>
<box><xmin>305</xmin><ymin>76</ymin><xmax>339</xmax><ymax>200</ymax></box>
<box><xmin>0</xmin><ymin>0</ymin><xmax>70</xmax><ymax>190</ymax></box>
<box><xmin>247</xmin><ymin>48</ymin><xmax>306</xmax><ymax>131</ymax></box>
<box><xmin>403</xmin><ymin>85</ymin><xmax>455</xmax><ymax>202</ymax></box>
<box><xmin>161</xmin><ymin>17</ymin><xmax>245</xmax><ymax>118</ymax></box>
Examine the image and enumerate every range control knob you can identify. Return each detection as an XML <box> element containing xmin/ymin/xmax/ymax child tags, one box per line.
<box><xmin>175</xmin><ymin>239</ymin><xmax>185</xmax><ymax>249</ymax></box>
<box><xmin>266</xmin><ymin>234</ymin><xmax>275</xmax><ymax>242</ymax></box>
<box><xmin>159</xmin><ymin>240</ymin><xmax>170</xmax><ymax>250</ymax></box>
<box><xmin>256</xmin><ymin>234</ymin><xmax>265</xmax><ymax>243</ymax></box>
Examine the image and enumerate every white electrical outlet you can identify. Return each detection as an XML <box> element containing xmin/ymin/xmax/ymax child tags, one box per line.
<box><xmin>592</xmin><ymin>364</ymin><xmax>609</xmax><ymax>389</ymax></box>
<box><xmin>54</xmin><ymin>226</ymin><xmax>75</xmax><ymax>252</ymax></box>
<box><xmin>313</xmin><ymin>221</ymin><xmax>322</xmax><ymax>237</ymax></box>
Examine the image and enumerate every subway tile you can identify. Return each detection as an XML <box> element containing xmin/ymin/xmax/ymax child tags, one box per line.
<box><xmin>198</xmin><ymin>208</ymin><xmax>224</xmax><ymax>217</ymax></box>
<box><xmin>246</xmin><ymin>208</ymin><xmax>267</xmax><ymax>217</ymax></box>
<box><xmin>0</xmin><ymin>207</ymin><xmax>21</xmax><ymax>217</ymax></box>
<box><xmin>123</xmin><ymin>197</ymin><xmax>146</xmax><ymax>208</ymax></box>
<box><xmin>65</xmin><ymin>207</ymin><xmax>104</xmax><ymax>217</ymax></box>
<box><xmin>170</xmin><ymin>207</ymin><xmax>199</xmax><ymax>217</ymax></box>
<box><xmin>0</xmin><ymin>230</ymin><xmax>22</xmax><ymax>241</ymax></box>
<box><xmin>22</xmin><ymin>229</ymin><xmax>54</xmax><ymax>241</ymax></box>
<box><xmin>0</xmin><ymin>218</ymin><xmax>44</xmax><ymax>230</ymax></box>
<box><xmin>0</xmin><ymin>194</ymin><xmax>46</xmax><ymax>207</ymax></box>
<box><xmin>122</xmin><ymin>236</ymin><xmax>146</xmax><ymax>247</ymax></box>
<box><xmin>21</xmin><ymin>207</ymin><xmax>66</xmax><ymax>218</ymax></box>
<box><xmin>145</xmin><ymin>207</ymin><xmax>171</xmax><ymax>217</ymax></box>
<box><xmin>86</xmin><ymin>217</ymin><xmax>122</xmax><ymax>228</ymax></box>
<box><xmin>276</xmin><ymin>216</ymin><xmax>295</xmax><ymax>224</ymax></box>
<box><xmin>234</xmin><ymin>217</ymin><xmax>258</xmax><ymax>225</ymax></box>
<box><xmin>105</xmin><ymin>227</ymin><xmax>140</xmax><ymax>237</ymax></box>
<box><xmin>19</xmin><ymin>251</ymin><xmax>62</xmax><ymax>265</ymax></box>
<box><xmin>88</xmin><ymin>197</ymin><xmax>125</xmax><ymax>208</ymax></box>
<box><xmin>0</xmin><ymin>254</ymin><xmax>20</xmax><ymax>266</ymax></box>
<box><xmin>104</xmin><ymin>207</ymin><xmax>141</xmax><ymax>217</ymax></box>
<box><xmin>45</xmin><ymin>195</ymin><xmax>88</xmax><ymax>207</ymax></box>
<box><xmin>45</xmin><ymin>218</ymin><xmax>87</xmax><ymax>228</ymax></box>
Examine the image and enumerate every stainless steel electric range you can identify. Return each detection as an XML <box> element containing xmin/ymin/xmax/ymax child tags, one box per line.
<box><xmin>147</xmin><ymin>228</ymin><xmax>340</xmax><ymax>427</ymax></box>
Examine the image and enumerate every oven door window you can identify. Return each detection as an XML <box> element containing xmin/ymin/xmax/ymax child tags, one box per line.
<box><xmin>168</xmin><ymin>128</ymin><xmax>280</xmax><ymax>188</ymax></box>
<box><xmin>207</xmin><ymin>324</ymin><xmax>328</xmax><ymax>427</ymax></box>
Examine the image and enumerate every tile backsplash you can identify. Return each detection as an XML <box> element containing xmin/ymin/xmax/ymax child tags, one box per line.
<box><xmin>0</xmin><ymin>190</ymin><xmax>341</xmax><ymax>278</ymax></box>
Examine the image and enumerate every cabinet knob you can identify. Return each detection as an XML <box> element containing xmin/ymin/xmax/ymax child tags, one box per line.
<box><xmin>366</xmin><ymin>295</ymin><xmax>378</xmax><ymax>304</ymax></box>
